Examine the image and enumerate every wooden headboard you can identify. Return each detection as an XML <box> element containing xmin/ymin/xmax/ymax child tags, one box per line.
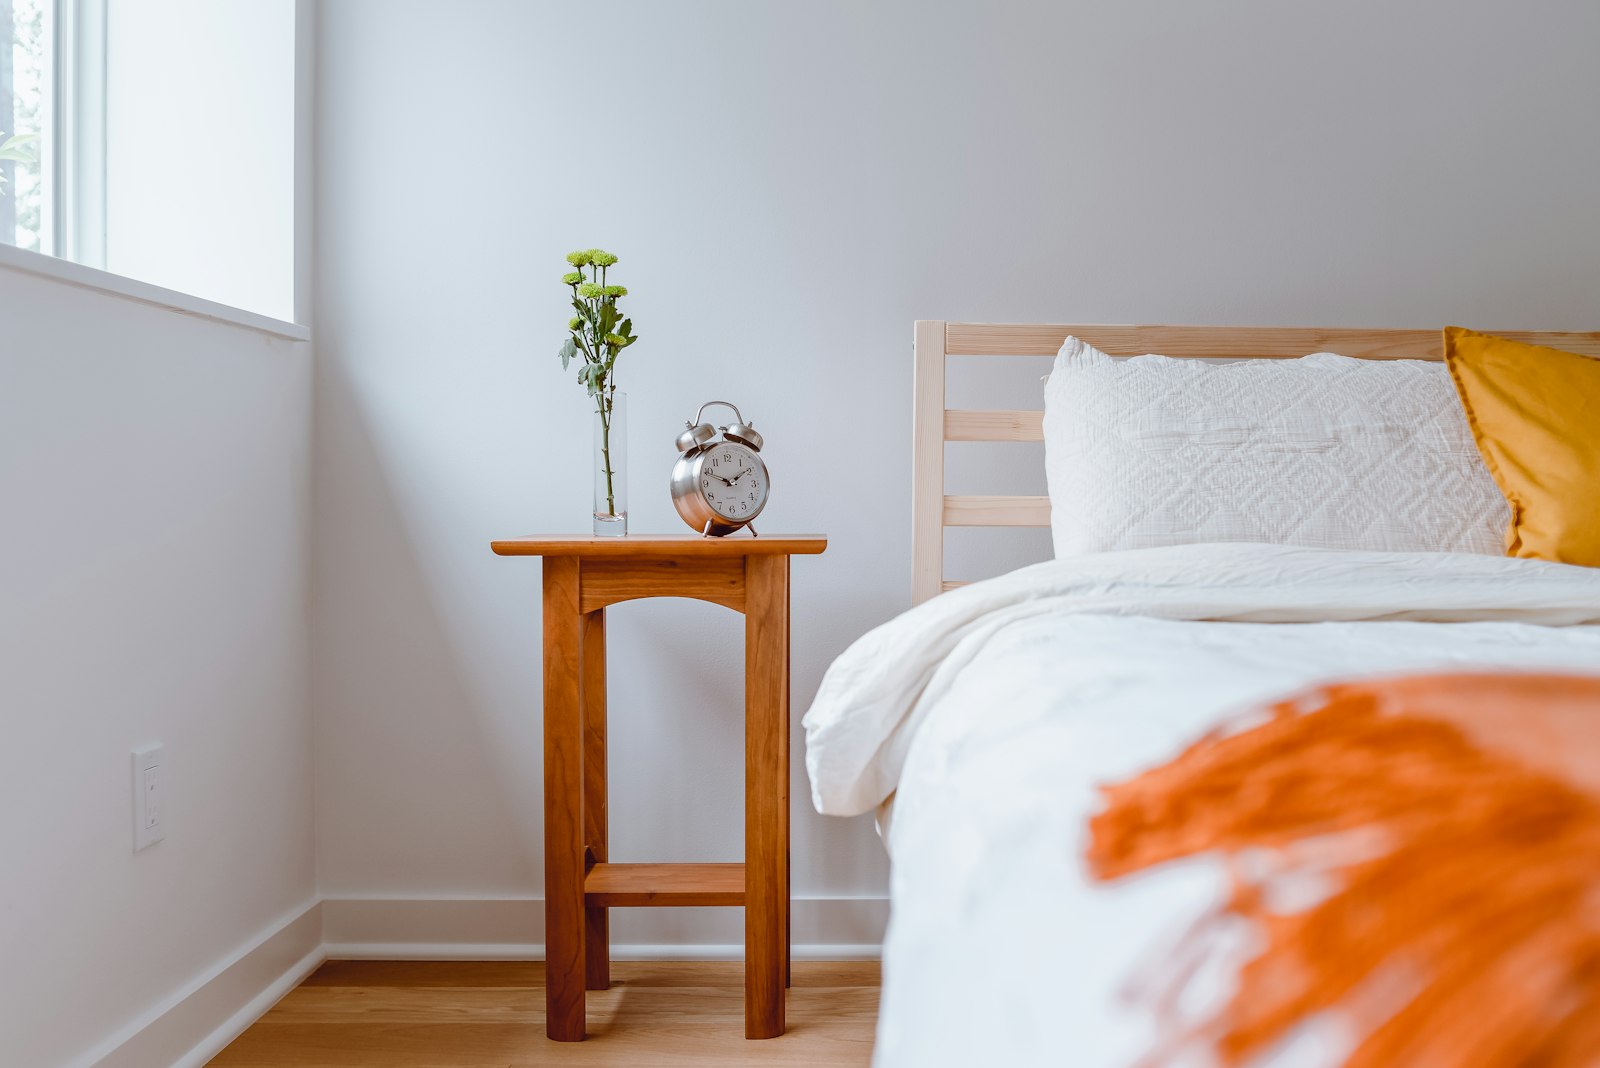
<box><xmin>911</xmin><ymin>321</ymin><xmax>1600</xmax><ymax>605</ymax></box>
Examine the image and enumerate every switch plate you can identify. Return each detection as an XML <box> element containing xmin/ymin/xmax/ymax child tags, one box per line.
<box><xmin>133</xmin><ymin>745</ymin><xmax>166</xmax><ymax>851</ymax></box>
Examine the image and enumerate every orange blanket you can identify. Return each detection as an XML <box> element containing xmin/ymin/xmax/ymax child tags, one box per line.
<box><xmin>1087</xmin><ymin>673</ymin><xmax>1600</xmax><ymax>1068</ymax></box>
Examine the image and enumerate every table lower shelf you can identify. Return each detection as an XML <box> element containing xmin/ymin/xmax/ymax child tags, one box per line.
<box><xmin>584</xmin><ymin>862</ymin><xmax>747</xmax><ymax>907</ymax></box>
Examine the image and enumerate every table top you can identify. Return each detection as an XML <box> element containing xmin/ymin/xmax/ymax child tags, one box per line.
<box><xmin>491</xmin><ymin>534</ymin><xmax>828</xmax><ymax>558</ymax></box>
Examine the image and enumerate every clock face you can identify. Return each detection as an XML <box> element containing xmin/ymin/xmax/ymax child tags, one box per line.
<box><xmin>698</xmin><ymin>442</ymin><xmax>767</xmax><ymax>521</ymax></box>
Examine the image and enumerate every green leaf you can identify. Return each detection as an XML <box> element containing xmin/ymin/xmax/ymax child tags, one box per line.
<box><xmin>619</xmin><ymin>319</ymin><xmax>633</xmax><ymax>338</ymax></box>
<box><xmin>0</xmin><ymin>132</ymin><xmax>39</xmax><ymax>164</ymax></box>
<box><xmin>558</xmin><ymin>337</ymin><xmax>577</xmax><ymax>370</ymax></box>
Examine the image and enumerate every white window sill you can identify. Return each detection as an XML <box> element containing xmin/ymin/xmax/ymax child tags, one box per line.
<box><xmin>0</xmin><ymin>242</ymin><xmax>309</xmax><ymax>342</ymax></box>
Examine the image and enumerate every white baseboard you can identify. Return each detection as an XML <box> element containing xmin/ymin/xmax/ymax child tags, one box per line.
<box><xmin>321</xmin><ymin>941</ymin><xmax>882</xmax><ymax>961</ymax></box>
<box><xmin>321</xmin><ymin>895</ymin><xmax>887</xmax><ymax>961</ymax></box>
<box><xmin>77</xmin><ymin>901</ymin><xmax>325</xmax><ymax>1068</ymax></box>
<box><xmin>169</xmin><ymin>944</ymin><xmax>327</xmax><ymax>1068</ymax></box>
<box><xmin>75</xmin><ymin>894</ymin><xmax>884</xmax><ymax>1068</ymax></box>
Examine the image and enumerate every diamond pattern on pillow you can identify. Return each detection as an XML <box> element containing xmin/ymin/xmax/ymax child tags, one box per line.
<box><xmin>1043</xmin><ymin>339</ymin><xmax>1508</xmax><ymax>558</ymax></box>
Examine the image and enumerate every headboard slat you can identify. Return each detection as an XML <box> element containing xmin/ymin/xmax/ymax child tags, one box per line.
<box><xmin>944</xmin><ymin>409</ymin><xmax>1045</xmax><ymax>442</ymax></box>
<box><xmin>943</xmin><ymin>495</ymin><xmax>1051</xmax><ymax>527</ymax></box>
<box><xmin>943</xmin><ymin>322</ymin><xmax>1600</xmax><ymax>360</ymax></box>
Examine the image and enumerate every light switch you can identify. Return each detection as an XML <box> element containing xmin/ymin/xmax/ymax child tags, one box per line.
<box><xmin>143</xmin><ymin>766</ymin><xmax>162</xmax><ymax>828</ymax></box>
<box><xmin>133</xmin><ymin>745</ymin><xmax>166</xmax><ymax>851</ymax></box>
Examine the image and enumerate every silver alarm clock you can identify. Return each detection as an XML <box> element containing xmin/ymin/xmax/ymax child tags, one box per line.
<box><xmin>671</xmin><ymin>401</ymin><xmax>770</xmax><ymax>537</ymax></box>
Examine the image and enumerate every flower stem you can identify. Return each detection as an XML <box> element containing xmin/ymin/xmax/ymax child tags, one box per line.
<box><xmin>598</xmin><ymin>388</ymin><xmax>617</xmax><ymax>518</ymax></box>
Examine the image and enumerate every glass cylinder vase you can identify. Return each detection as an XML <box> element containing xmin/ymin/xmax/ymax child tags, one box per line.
<box><xmin>592</xmin><ymin>390</ymin><xmax>628</xmax><ymax>536</ymax></box>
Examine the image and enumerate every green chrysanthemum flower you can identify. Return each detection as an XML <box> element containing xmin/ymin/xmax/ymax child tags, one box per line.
<box><xmin>604</xmin><ymin>333</ymin><xmax>627</xmax><ymax>348</ymax></box>
<box><xmin>576</xmin><ymin>282</ymin><xmax>602</xmax><ymax>298</ymax></box>
<box><xmin>568</xmin><ymin>317</ymin><xmax>582</xmax><ymax>330</ymax></box>
<box><xmin>588</xmin><ymin>250</ymin><xmax>618</xmax><ymax>267</ymax></box>
<box><xmin>566</xmin><ymin>250</ymin><xmax>592</xmax><ymax>266</ymax></box>
<box><xmin>561</xmin><ymin>271</ymin><xmax>582</xmax><ymax>285</ymax></box>
<box><xmin>602</xmin><ymin>285</ymin><xmax>628</xmax><ymax>297</ymax></box>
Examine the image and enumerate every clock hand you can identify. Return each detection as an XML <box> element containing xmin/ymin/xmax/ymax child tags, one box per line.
<box><xmin>709</xmin><ymin>471</ymin><xmax>734</xmax><ymax>486</ymax></box>
<box><xmin>730</xmin><ymin>467</ymin><xmax>752</xmax><ymax>483</ymax></box>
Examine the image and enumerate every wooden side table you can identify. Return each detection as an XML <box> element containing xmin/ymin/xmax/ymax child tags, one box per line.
<box><xmin>489</xmin><ymin>534</ymin><xmax>828</xmax><ymax>1041</ymax></box>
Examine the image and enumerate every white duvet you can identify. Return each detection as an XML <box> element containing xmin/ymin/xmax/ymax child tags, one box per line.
<box><xmin>802</xmin><ymin>544</ymin><xmax>1600</xmax><ymax>1068</ymax></box>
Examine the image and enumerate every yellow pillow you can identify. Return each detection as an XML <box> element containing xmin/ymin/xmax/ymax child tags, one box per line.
<box><xmin>1444</xmin><ymin>326</ymin><xmax>1600</xmax><ymax>566</ymax></box>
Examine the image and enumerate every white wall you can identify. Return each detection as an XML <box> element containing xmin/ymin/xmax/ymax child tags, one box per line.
<box><xmin>311</xmin><ymin>0</ymin><xmax>1600</xmax><ymax>949</ymax></box>
<box><xmin>0</xmin><ymin>261</ymin><xmax>314</xmax><ymax>1066</ymax></box>
<box><xmin>106</xmin><ymin>0</ymin><xmax>297</xmax><ymax>323</ymax></box>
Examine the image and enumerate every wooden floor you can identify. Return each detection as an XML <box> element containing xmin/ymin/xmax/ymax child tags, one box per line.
<box><xmin>209</xmin><ymin>960</ymin><xmax>880</xmax><ymax>1067</ymax></box>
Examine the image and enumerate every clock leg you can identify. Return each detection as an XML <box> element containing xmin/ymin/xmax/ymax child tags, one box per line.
<box><xmin>744</xmin><ymin>554</ymin><xmax>789</xmax><ymax>1039</ymax></box>
<box><xmin>543</xmin><ymin>557</ymin><xmax>587</xmax><ymax>1041</ymax></box>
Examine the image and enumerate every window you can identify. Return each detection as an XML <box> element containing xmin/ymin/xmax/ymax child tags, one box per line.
<box><xmin>0</xmin><ymin>0</ymin><xmax>295</xmax><ymax>324</ymax></box>
<box><xmin>104</xmin><ymin>0</ymin><xmax>295</xmax><ymax>321</ymax></box>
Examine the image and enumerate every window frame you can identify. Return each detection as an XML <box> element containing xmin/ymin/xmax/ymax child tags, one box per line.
<box><xmin>53</xmin><ymin>0</ymin><xmax>104</xmax><ymax>268</ymax></box>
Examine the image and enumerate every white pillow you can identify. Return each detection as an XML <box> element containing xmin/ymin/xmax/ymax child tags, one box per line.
<box><xmin>1042</xmin><ymin>337</ymin><xmax>1508</xmax><ymax>557</ymax></box>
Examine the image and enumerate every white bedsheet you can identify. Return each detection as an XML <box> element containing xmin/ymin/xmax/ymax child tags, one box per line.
<box><xmin>801</xmin><ymin>544</ymin><xmax>1600</xmax><ymax>1068</ymax></box>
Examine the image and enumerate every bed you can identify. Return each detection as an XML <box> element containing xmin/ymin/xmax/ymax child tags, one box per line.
<box><xmin>804</xmin><ymin>322</ymin><xmax>1600</xmax><ymax>1068</ymax></box>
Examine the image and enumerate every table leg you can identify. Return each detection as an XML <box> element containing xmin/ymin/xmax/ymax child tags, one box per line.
<box><xmin>582</xmin><ymin>608</ymin><xmax>609</xmax><ymax>991</ymax></box>
<box><xmin>543</xmin><ymin>557</ymin><xmax>586</xmax><ymax>1041</ymax></box>
<box><xmin>785</xmin><ymin>562</ymin><xmax>792</xmax><ymax>990</ymax></box>
<box><xmin>744</xmin><ymin>554</ymin><xmax>789</xmax><ymax>1039</ymax></box>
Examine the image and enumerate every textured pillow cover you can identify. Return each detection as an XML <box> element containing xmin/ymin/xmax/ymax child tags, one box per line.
<box><xmin>1042</xmin><ymin>337</ymin><xmax>1509</xmax><ymax>558</ymax></box>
